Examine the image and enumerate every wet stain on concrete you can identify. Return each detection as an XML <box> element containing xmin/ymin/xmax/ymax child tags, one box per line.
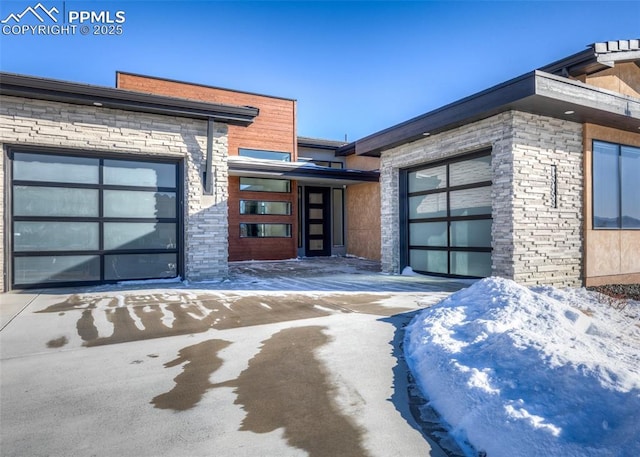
<box><xmin>37</xmin><ymin>292</ymin><xmax>408</xmax><ymax>347</ymax></box>
<box><xmin>77</xmin><ymin>309</ymin><xmax>98</xmax><ymax>342</ymax></box>
<box><xmin>46</xmin><ymin>336</ymin><xmax>68</xmax><ymax>348</ymax></box>
<box><xmin>151</xmin><ymin>339</ymin><xmax>231</xmax><ymax>411</ymax></box>
<box><xmin>217</xmin><ymin>326</ymin><xmax>369</xmax><ymax>457</ymax></box>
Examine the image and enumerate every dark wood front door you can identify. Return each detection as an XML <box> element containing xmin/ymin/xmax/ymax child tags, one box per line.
<box><xmin>305</xmin><ymin>187</ymin><xmax>331</xmax><ymax>257</ymax></box>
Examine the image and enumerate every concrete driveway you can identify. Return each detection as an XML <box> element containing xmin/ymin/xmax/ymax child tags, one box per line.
<box><xmin>1</xmin><ymin>258</ymin><xmax>470</xmax><ymax>457</ymax></box>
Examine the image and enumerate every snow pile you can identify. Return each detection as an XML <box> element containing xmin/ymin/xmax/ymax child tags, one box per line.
<box><xmin>401</xmin><ymin>266</ymin><xmax>421</xmax><ymax>276</ymax></box>
<box><xmin>404</xmin><ymin>277</ymin><xmax>640</xmax><ymax>457</ymax></box>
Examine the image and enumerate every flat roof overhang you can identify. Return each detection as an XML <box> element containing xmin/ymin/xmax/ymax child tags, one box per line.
<box><xmin>228</xmin><ymin>157</ymin><xmax>379</xmax><ymax>185</ymax></box>
<box><xmin>0</xmin><ymin>72</ymin><xmax>259</xmax><ymax>125</ymax></box>
<box><xmin>297</xmin><ymin>136</ymin><xmax>347</xmax><ymax>151</ymax></box>
<box><xmin>353</xmin><ymin>70</ymin><xmax>640</xmax><ymax>157</ymax></box>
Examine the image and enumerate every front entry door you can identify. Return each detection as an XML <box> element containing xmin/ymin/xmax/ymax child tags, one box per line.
<box><xmin>305</xmin><ymin>187</ymin><xmax>331</xmax><ymax>256</ymax></box>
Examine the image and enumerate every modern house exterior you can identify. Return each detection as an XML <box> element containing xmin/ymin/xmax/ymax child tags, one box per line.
<box><xmin>0</xmin><ymin>72</ymin><xmax>379</xmax><ymax>291</ymax></box>
<box><xmin>115</xmin><ymin>73</ymin><xmax>381</xmax><ymax>263</ymax></box>
<box><xmin>341</xmin><ymin>39</ymin><xmax>640</xmax><ymax>287</ymax></box>
<box><xmin>1</xmin><ymin>39</ymin><xmax>638</xmax><ymax>291</ymax></box>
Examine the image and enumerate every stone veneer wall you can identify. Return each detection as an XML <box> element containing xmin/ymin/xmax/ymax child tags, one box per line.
<box><xmin>0</xmin><ymin>96</ymin><xmax>229</xmax><ymax>291</ymax></box>
<box><xmin>380</xmin><ymin>110</ymin><xmax>583</xmax><ymax>287</ymax></box>
<box><xmin>509</xmin><ymin>112</ymin><xmax>583</xmax><ymax>286</ymax></box>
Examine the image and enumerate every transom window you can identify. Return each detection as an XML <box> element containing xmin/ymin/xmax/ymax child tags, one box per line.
<box><xmin>240</xmin><ymin>177</ymin><xmax>291</xmax><ymax>193</ymax></box>
<box><xmin>240</xmin><ymin>223</ymin><xmax>292</xmax><ymax>238</ymax></box>
<box><xmin>592</xmin><ymin>140</ymin><xmax>640</xmax><ymax>229</ymax></box>
<box><xmin>308</xmin><ymin>160</ymin><xmax>344</xmax><ymax>169</ymax></box>
<box><xmin>240</xmin><ymin>200</ymin><xmax>291</xmax><ymax>215</ymax></box>
<box><xmin>403</xmin><ymin>151</ymin><xmax>492</xmax><ymax>278</ymax></box>
<box><xmin>239</xmin><ymin>148</ymin><xmax>291</xmax><ymax>162</ymax></box>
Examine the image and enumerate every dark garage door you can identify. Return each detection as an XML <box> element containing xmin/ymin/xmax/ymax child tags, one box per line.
<box><xmin>10</xmin><ymin>150</ymin><xmax>181</xmax><ymax>288</ymax></box>
<box><xmin>403</xmin><ymin>151</ymin><xmax>493</xmax><ymax>278</ymax></box>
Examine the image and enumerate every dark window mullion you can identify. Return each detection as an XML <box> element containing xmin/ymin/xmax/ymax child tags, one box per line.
<box><xmin>12</xmin><ymin>216</ymin><xmax>101</xmax><ymax>222</ymax></box>
<box><xmin>408</xmin><ymin>245</ymin><xmax>449</xmax><ymax>251</ymax></box>
<box><xmin>102</xmin><ymin>184</ymin><xmax>177</xmax><ymax>192</ymax></box>
<box><xmin>99</xmin><ymin>158</ymin><xmax>105</xmax><ymax>281</ymax></box>
<box><xmin>102</xmin><ymin>218</ymin><xmax>177</xmax><ymax>223</ymax></box>
<box><xmin>618</xmin><ymin>145</ymin><xmax>623</xmax><ymax>229</ymax></box>
<box><xmin>408</xmin><ymin>181</ymin><xmax>491</xmax><ymax>199</ymax></box>
<box><xmin>103</xmin><ymin>248</ymin><xmax>179</xmax><ymax>255</ymax></box>
<box><xmin>408</xmin><ymin>245</ymin><xmax>492</xmax><ymax>253</ymax></box>
<box><xmin>448</xmin><ymin>182</ymin><xmax>452</xmax><ymax>275</ymax></box>
<box><xmin>12</xmin><ymin>180</ymin><xmax>99</xmax><ymax>190</ymax></box>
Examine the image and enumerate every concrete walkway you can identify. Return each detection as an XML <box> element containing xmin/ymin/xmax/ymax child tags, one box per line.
<box><xmin>1</xmin><ymin>258</ymin><xmax>470</xmax><ymax>457</ymax></box>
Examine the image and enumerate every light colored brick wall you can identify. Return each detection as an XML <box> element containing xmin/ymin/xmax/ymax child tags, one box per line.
<box><xmin>510</xmin><ymin>112</ymin><xmax>583</xmax><ymax>286</ymax></box>
<box><xmin>0</xmin><ymin>95</ymin><xmax>229</xmax><ymax>290</ymax></box>
<box><xmin>380</xmin><ymin>110</ymin><xmax>584</xmax><ymax>287</ymax></box>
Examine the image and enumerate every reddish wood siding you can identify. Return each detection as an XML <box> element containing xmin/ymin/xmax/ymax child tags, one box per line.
<box><xmin>229</xmin><ymin>177</ymin><xmax>298</xmax><ymax>261</ymax></box>
<box><xmin>116</xmin><ymin>73</ymin><xmax>297</xmax><ymax>158</ymax></box>
<box><xmin>117</xmin><ymin>73</ymin><xmax>299</xmax><ymax>261</ymax></box>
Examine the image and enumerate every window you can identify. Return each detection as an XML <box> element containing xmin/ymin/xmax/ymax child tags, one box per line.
<box><xmin>240</xmin><ymin>177</ymin><xmax>290</xmax><ymax>193</ymax></box>
<box><xmin>308</xmin><ymin>160</ymin><xmax>343</xmax><ymax>169</ymax></box>
<box><xmin>239</xmin><ymin>148</ymin><xmax>291</xmax><ymax>162</ymax></box>
<box><xmin>403</xmin><ymin>152</ymin><xmax>492</xmax><ymax>278</ymax></box>
<box><xmin>593</xmin><ymin>141</ymin><xmax>640</xmax><ymax>229</ymax></box>
<box><xmin>332</xmin><ymin>188</ymin><xmax>344</xmax><ymax>246</ymax></box>
<box><xmin>240</xmin><ymin>200</ymin><xmax>291</xmax><ymax>215</ymax></box>
<box><xmin>298</xmin><ymin>186</ymin><xmax>303</xmax><ymax>248</ymax></box>
<box><xmin>240</xmin><ymin>223</ymin><xmax>292</xmax><ymax>238</ymax></box>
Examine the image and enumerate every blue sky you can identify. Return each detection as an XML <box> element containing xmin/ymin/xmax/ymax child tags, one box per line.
<box><xmin>1</xmin><ymin>1</ymin><xmax>639</xmax><ymax>141</ymax></box>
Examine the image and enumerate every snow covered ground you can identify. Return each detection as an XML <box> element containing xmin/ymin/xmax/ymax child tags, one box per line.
<box><xmin>405</xmin><ymin>277</ymin><xmax>640</xmax><ymax>457</ymax></box>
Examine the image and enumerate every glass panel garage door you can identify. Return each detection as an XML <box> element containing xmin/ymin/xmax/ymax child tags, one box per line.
<box><xmin>404</xmin><ymin>152</ymin><xmax>492</xmax><ymax>278</ymax></box>
<box><xmin>11</xmin><ymin>151</ymin><xmax>180</xmax><ymax>288</ymax></box>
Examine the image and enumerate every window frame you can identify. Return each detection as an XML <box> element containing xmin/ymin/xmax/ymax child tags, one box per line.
<box><xmin>592</xmin><ymin>140</ymin><xmax>640</xmax><ymax>230</ymax></box>
<box><xmin>239</xmin><ymin>148</ymin><xmax>291</xmax><ymax>162</ymax></box>
<box><xmin>239</xmin><ymin>223</ymin><xmax>292</xmax><ymax>238</ymax></box>
<box><xmin>239</xmin><ymin>200</ymin><xmax>292</xmax><ymax>215</ymax></box>
<box><xmin>239</xmin><ymin>177</ymin><xmax>291</xmax><ymax>193</ymax></box>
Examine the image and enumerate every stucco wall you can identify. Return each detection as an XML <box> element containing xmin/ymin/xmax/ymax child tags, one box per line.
<box><xmin>0</xmin><ymin>95</ymin><xmax>229</xmax><ymax>290</ymax></box>
<box><xmin>345</xmin><ymin>154</ymin><xmax>380</xmax><ymax>171</ymax></box>
<box><xmin>346</xmin><ymin>182</ymin><xmax>380</xmax><ymax>260</ymax></box>
<box><xmin>379</xmin><ymin>110</ymin><xmax>584</xmax><ymax>286</ymax></box>
<box><xmin>583</xmin><ymin>123</ymin><xmax>640</xmax><ymax>286</ymax></box>
<box><xmin>579</xmin><ymin>62</ymin><xmax>640</xmax><ymax>99</ymax></box>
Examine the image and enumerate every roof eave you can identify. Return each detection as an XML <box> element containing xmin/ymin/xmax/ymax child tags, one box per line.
<box><xmin>0</xmin><ymin>72</ymin><xmax>259</xmax><ymax>125</ymax></box>
<box><xmin>352</xmin><ymin>70</ymin><xmax>640</xmax><ymax>157</ymax></box>
<box><xmin>354</xmin><ymin>71</ymin><xmax>537</xmax><ymax>156</ymax></box>
<box><xmin>297</xmin><ymin>136</ymin><xmax>348</xmax><ymax>150</ymax></box>
<box><xmin>228</xmin><ymin>158</ymin><xmax>379</xmax><ymax>183</ymax></box>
